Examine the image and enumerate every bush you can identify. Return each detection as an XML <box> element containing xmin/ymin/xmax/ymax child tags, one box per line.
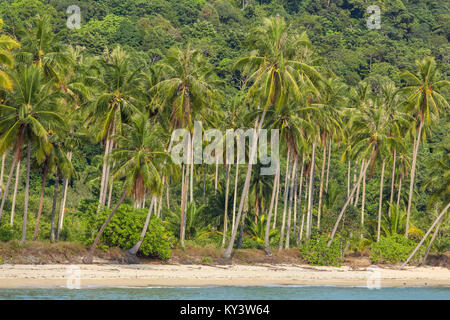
<box><xmin>299</xmin><ymin>234</ymin><xmax>343</xmax><ymax>266</ymax></box>
<box><xmin>0</xmin><ymin>224</ymin><xmax>15</xmax><ymax>242</ymax></box>
<box><xmin>98</xmin><ymin>205</ymin><xmax>174</xmax><ymax>261</ymax></box>
<box><xmin>370</xmin><ymin>234</ymin><xmax>423</xmax><ymax>264</ymax></box>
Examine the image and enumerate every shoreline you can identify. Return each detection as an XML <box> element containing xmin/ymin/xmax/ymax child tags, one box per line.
<box><xmin>1</xmin><ymin>264</ymin><xmax>449</xmax><ymax>289</ymax></box>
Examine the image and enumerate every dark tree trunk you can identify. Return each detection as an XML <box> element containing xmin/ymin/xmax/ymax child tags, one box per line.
<box><xmin>50</xmin><ymin>174</ymin><xmax>60</xmax><ymax>243</ymax></box>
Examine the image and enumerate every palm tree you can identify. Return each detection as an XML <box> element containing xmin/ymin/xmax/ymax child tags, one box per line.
<box><xmin>0</xmin><ymin>65</ymin><xmax>64</xmax><ymax>238</ymax></box>
<box><xmin>86</xmin><ymin>46</ymin><xmax>143</xmax><ymax>209</ymax></box>
<box><xmin>83</xmin><ymin>113</ymin><xmax>167</xmax><ymax>264</ymax></box>
<box><xmin>222</xmin><ymin>16</ymin><xmax>323</xmax><ymax>260</ymax></box>
<box><xmin>0</xmin><ymin>19</ymin><xmax>20</xmax><ymax>90</ymax></box>
<box><xmin>150</xmin><ymin>44</ymin><xmax>215</xmax><ymax>246</ymax></box>
<box><xmin>399</xmin><ymin>57</ymin><xmax>449</xmax><ymax>237</ymax></box>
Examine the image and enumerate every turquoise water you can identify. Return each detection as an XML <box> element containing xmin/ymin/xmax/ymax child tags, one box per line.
<box><xmin>0</xmin><ymin>286</ymin><xmax>449</xmax><ymax>300</ymax></box>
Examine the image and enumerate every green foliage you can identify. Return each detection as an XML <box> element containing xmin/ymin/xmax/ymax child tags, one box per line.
<box><xmin>370</xmin><ymin>234</ymin><xmax>423</xmax><ymax>264</ymax></box>
<box><xmin>0</xmin><ymin>223</ymin><xmax>15</xmax><ymax>241</ymax></box>
<box><xmin>299</xmin><ymin>234</ymin><xmax>343</xmax><ymax>266</ymax></box>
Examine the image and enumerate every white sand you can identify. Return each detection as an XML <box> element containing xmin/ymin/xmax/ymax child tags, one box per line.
<box><xmin>0</xmin><ymin>264</ymin><xmax>449</xmax><ymax>288</ymax></box>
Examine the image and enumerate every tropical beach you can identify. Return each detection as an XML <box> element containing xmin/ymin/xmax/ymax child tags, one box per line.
<box><xmin>1</xmin><ymin>263</ymin><xmax>450</xmax><ymax>289</ymax></box>
<box><xmin>0</xmin><ymin>0</ymin><xmax>449</xmax><ymax>302</ymax></box>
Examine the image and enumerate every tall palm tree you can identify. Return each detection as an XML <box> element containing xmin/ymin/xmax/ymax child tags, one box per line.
<box><xmin>399</xmin><ymin>57</ymin><xmax>449</xmax><ymax>237</ymax></box>
<box><xmin>83</xmin><ymin>113</ymin><xmax>168</xmax><ymax>264</ymax></box>
<box><xmin>150</xmin><ymin>44</ymin><xmax>215</xmax><ymax>246</ymax></box>
<box><xmin>0</xmin><ymin>65</ymin><xmax>64</xmax><ymax>237</ymax></box>
<box><xmin>222</xmin><ymin>16</ymin><xmax>323</xmax><ymax>259</ymax></box>
<box><xmin>86</xmin><ymin>46</ymin><xmax>143</xmax><ymax>208</ymax></box>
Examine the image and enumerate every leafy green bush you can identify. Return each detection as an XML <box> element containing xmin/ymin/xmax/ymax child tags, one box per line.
<box><xmin>240</xmin><ymin>236</ymin><xmax>263</xmax><ymax>249</ymax></box>
<box><xmin>370</xmin><ymin>234</ymin><xmax>423</xmax><ymax>264</ymax></box>
<box><xmin>299</xmin><ymin>234</ymin><xmax>343</xmax><ymax>266</ymax></box>
<box><xmin>0</xmin><ymin>224</ymin><xmax>15</xmax><ymax>242</ymax></box>
<box><xmin>98</xmin><ymin>205</ymin><xmax>174</xmax><ymax>261</ymax></box>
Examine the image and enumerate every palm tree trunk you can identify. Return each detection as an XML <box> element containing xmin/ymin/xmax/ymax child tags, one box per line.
<box><xmin>83</xmin><ymin>191</ymin><xmax>127</xmax><ymax>264</ymax></box>
<box><xmin>295</xmin><ymin>157</ymin><xmax>305</xmax><ymax>245</ymax></box>
<box><xmin>285</xmin><ymin>154</ymin><xmax>298</xmax><ymax>249</ymax></box>
<box><xmin>128</xmin><ymin>196</ymin><xmax>156</xmax><ymax>255</ymax></box>
<box><xmin>190</xmin><ymin>136</ymin><xmax>194</xmax><ymax>203</ymax></box>
<box><xmin>10</xmin><ymin>159</ymin><xmax>20</xmax><ymax>226</ymax></box>
<box><xmin>0</xmin><ymin>152</ymin><xmax>6</xmax><ymax>197</ymax></box>
<box><xmin>232</xmin><ymin>146</ymin><xmax>240</xmax><ymax>231</ymax></box>
<box><xmin>98</xmin><ymin>136</ymin><xmax>111</xmax><ymax>207</ymax></box>
<box><xmin>50</xmin><ymin>175</ymin><xmax>60</xmax><ymax>243</ymax></box>
<box><xmin>272</xmin><ymin>162</ymin><xmax>281</xmax><ymax>230</ymax></box>
<box><xmin>396</xmin><ymin>175</ymin><xmax>402</xmax><ymax>208</ymax></box>
<box><xmin>56</xmin><ymin>151</ymin><xmax>72</xmax><ymax>240</ymax></box>
<box><xmin>299</xmin><ymin>179</ymin><xmax>308</xmax><ymax>243</ymax></box>
<box><xmin>33</xmin><ymin>160</ymin><xmax>49</xmax><ymax>241</ymax></box>
<box><xmin>325</xmin><ymin>138</ymin><xmax>331</xmax><ymax>193</ymax></box>
<box><xmin>306</xmin><ymin>141</ymin><xmax>316</xmax><ymax>241</ymax></box>
<box><xmin>352</xmin><ymin>162</ymin><xmax>357</xmax><ymax>204</ymax></box>
<box><xmin>401</xmin><ymin>202</ymin><xmax>450</xmax><ymax>268</ymax></box>
<box><xmin>347</xmin><ymin>160</ymin><xmax>351</xmax><ymax>199</ymax></box>
<box><xmin>361</xmin><ymin>160</ymin><xmax>366</xmax><ymax>237</ymax></box>
<box><xmin>264</xmin><ymin>160</ymin><xmax>280</xmax><ymax>255</ymax></box>
<box><xmin>222</xmin><ymin>110</ymin><xmax>266</xmax><ymax>260</ymax></box>
<box><xmin>406</xmin><ymin>119</ymin><xmax>423</xmax><ymax>237</ymax></box>
<box><xmin>180</xmin><ymin>163</ymin><xmax>188</xmax><ymax>247</ymax></box>
<box><xmin>388</xmin><ymin>149</ymin><xmax>396</xmax><ymax>217</ymax></box>
<box><xmin>420</xmin><ymin>215</ymin><xmax>443</xmax><ymax>266</ymax></box>
<box><xmin>21</xmin><ymin>143</ymin><xmax>31</xmax><ymax>244</ymax></box>
<box><xmin>328</xmin><ymin>159</ymin><xmax>371</xmax><ymax>247</ymax></box>
<box><xmin>354</xmin><ymin>160</ymin><xmax>362</xmax><ymax>206</ymax></box>
<box><xmin>203</xmin><ymin>165</ymin><xmax>207</xmax><ymax>204</ymax></box>
<box><xmin>317</xmin><ymin>144</ymin><xmax>327</xmax><ymax>230</ymax></box>
<box><xmin>107</xmin><ymin>161</ymin><xmax>115</xmax><ymax>208</ymax></box>
<box><xmin>278</xmin><ymin>149</ymin><xmax>291</xmax><ymax>252</ymax></box>
<box><xmin>214</xmin><ymin>156</ymin><xmax>219</xmax><ymax>194</ymax></box>
<box><xmin>156</xmin><ymin>177</ymin><xmax>165</xmax><ymax>218</ymax></box>
<box><xmin>0</xmin><ymin>152</ymin><xmax>18</xmax><ymax>220</ymax></box>
<box><xmin>221</xmin><ymin>164</ymin><xmax>231</xmax><ymax>248</ymax></box>
<box><xmin>377</xmin><ymin>160</ymin><xmax>386</xmax><ymax>242</ymax></box>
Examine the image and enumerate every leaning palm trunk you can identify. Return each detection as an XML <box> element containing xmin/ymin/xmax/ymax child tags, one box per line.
<box><xmin>285</xmin><ymin>154</ymin><xmax>298</xmax><ymax>249</ymax></box>
<box><xmin>21</xmin><ymin>144</ymin><xmax>31</xmax><ymax>244</ymax></box>
<box><xmin>222</xmin><ymin>110</ymin><xmax>266</xmax><ymax>260</ymax></box>
<box><xmin>328</xmin><ymin>159</ymin><xmax>371</xmax><ymax>247</ymax></box>
<box><xmin>388</xmin><ymin>149</ymin><xmax>396</xmax><ymax>217</ymax></box>
<box><xmin>221</xmin><ymin>164</ymin><xmax>231</xmax><ymax>248</ymax></box>
<box><xmin>264</xmin><ymin>160</ymin><xmax>280</xmax><ymax>255</ymax></box>
<box><xmin>306</xmin><ymin>141</ymin><xmax>316</xmax><ymax>241</ymax></box>
<box><xmin>0</xmin><ymin>152</ymin><xmax>6</xmax><ymax>197</ymax></box>
<box><xmin>295</xmin><ymin>158</ymin><xmax>305</xmax><ymax>244</ymax></box>
<box><xmin>83</xmin><ymin>191</ymin><xmax>127</xmax><ymax>264</ymax></box>
<box><xmin>361</xmin><ymin>159</ymin><xmax>366</xmax><ymax>237</ymax></box>
<box><xmin>406</xmin><ymin>119</ymin><xmax>423</xmax><ymax>237</ymax></box>
<box><xmin>0</xmin><ymin>152</ymin><xmax>18</xmax><ymax>220</ymax></box>
<box><xmin>214</xmin><ymin>156</ymin><xmax>219</xmax><ymax>194</ymax></box>
<box><xmin>420</xmin><ymin>215</ymin><xmax>444</xmax><ymax>266</ymax></box>
<box><xmin>10</xmin><ymin>159</ymin><xmax>20</xmax><ymax>226</ymax></box>
<box><xmin>396</xmin><ymin>175</ymin><xmax>402</xmax><ymax>208</ymax></box>
<box><xmin>347</xmin><ymin>160</ymin><xmax>351</xmax><ymax>199</ymax></box>
<box><xmin>106</xmin><ymin>161</ymin><xmax>116</xmax><ymax>209</ymax></box>
<box><xmin>351</xmin><ymin>163</ymin><xmax>357</xmax><ymax>204</ymax></box>
<box><xmin>272</xmin><ymin>163</ymin><xmax>281</xmax><ymax>230</ymax></box>
<box><xmin>401</xmin><ymin>202</ymin><xmax>450</xmax><ymax>268</ymax></box>
<box><xmin>33</xmin><ymin>161</ymin><xmax>49</xmax><ymax>241</ymax></box>
<box><xmin>98</xmin><ymin>135</ymin><xmax>111</xmax><ymax>208</ymax></box>
<box><xmin>317</xmin><ymin>144</ymin><xmax>327</xmax><ymax>230</ymax></box>
<box><xmin>179</xmin><ymin>164</ymin><xmax>188</xmax><ymax>247</ymax></box>
<box><xmin>278</xmin><ymin>149</ymin><xmax>291</xmax><ymax>252</ymax></box>
<box><xmin>50</xmin><ymin>175</ymin><xmax>60</xmax><ymax>243</ymax></box>
<box><xmin>354</xmin><ymin>161</ymin><xmax>363</xmax><ymax>206</ymax></box>
<box><xmin>325</xmin><ymin>138</ymin><xmax>331</xmax><ymax>193</ymax></box>
<box><xmin>128</xmin><ymin>196</ymin><xmax>156</xmax><ymax>256</ymax></box>
<box><xmin>376</xmin><ymin>160</ymin><xmax>386</xmax><ymax>242</ymax></box>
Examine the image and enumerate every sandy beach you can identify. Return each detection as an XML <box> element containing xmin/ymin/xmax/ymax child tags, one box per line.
<box><xmin>0</xmin><ymin>264</ymin><xmax>449</xmax><ymax>288</ymax></box>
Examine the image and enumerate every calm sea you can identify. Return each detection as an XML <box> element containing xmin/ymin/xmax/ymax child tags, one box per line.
<box><xmin>0</xmin><ymin>285</ymin><xmax>449</xmax><ymax>300</ymax></box>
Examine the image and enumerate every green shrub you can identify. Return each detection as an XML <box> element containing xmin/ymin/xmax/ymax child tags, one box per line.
<box><xmin>240</xmin><ymin>236</ymin><xmax>262</xmax><ymax>249</ymax></box>
<box><xmin>98</xmin><ymin>205</ymin><xmax>173</xmax><ymax>261</ymax></box>
<box><xmin>370</xmin><ymin>234</ymin><xmax>423</xmax><ymax>264</ymax></box>
<box><xmin>299</xmin><ymin>234</ymin><xmax>343</xmax><ymax>266</ymax></box>
<box><xmin>0</xmin><ymin>224</ymin><xmax>15</xmax><ymax>242</ymax></box>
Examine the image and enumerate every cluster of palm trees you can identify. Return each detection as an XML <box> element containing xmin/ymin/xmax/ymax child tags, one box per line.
<box><xmin>0</xmin><ymin>16</ymin><xmax>448</xmax><ymax>263</ymax></box>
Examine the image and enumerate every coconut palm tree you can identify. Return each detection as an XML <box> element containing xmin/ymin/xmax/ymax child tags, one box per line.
<box><xmin>86</xmin><ymin>46</ymin><xmax>143</xmax><ymax>209</ymax></box>
<box><xmin>83</xmin><ymin>113</ymin><xmax>168</xmax><ymax>264</ymax></box>
<box><xmin>0</xmin><ymin>65</ymin><xmax>64</xmax><ymax>239</ymax></box>
<box><xmin>399</xmin><ymin>57</ymin><xmax>449</xmax><ymax>237</ymax></box>
<box><xmin>222</xmin><ymin>16</ymin><xmax>323</xmax><ymax>260</ymax></box>
<box><xmin>150</xmin><ymin>44</ymin><xmax>216</xmax><ymax>246</ymax></box>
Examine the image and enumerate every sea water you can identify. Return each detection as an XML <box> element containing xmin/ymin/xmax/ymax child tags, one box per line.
<box><xmin>0</xmin><ymin>285</ymin><xmax>449</xmax><ymax>300</ymax></box>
